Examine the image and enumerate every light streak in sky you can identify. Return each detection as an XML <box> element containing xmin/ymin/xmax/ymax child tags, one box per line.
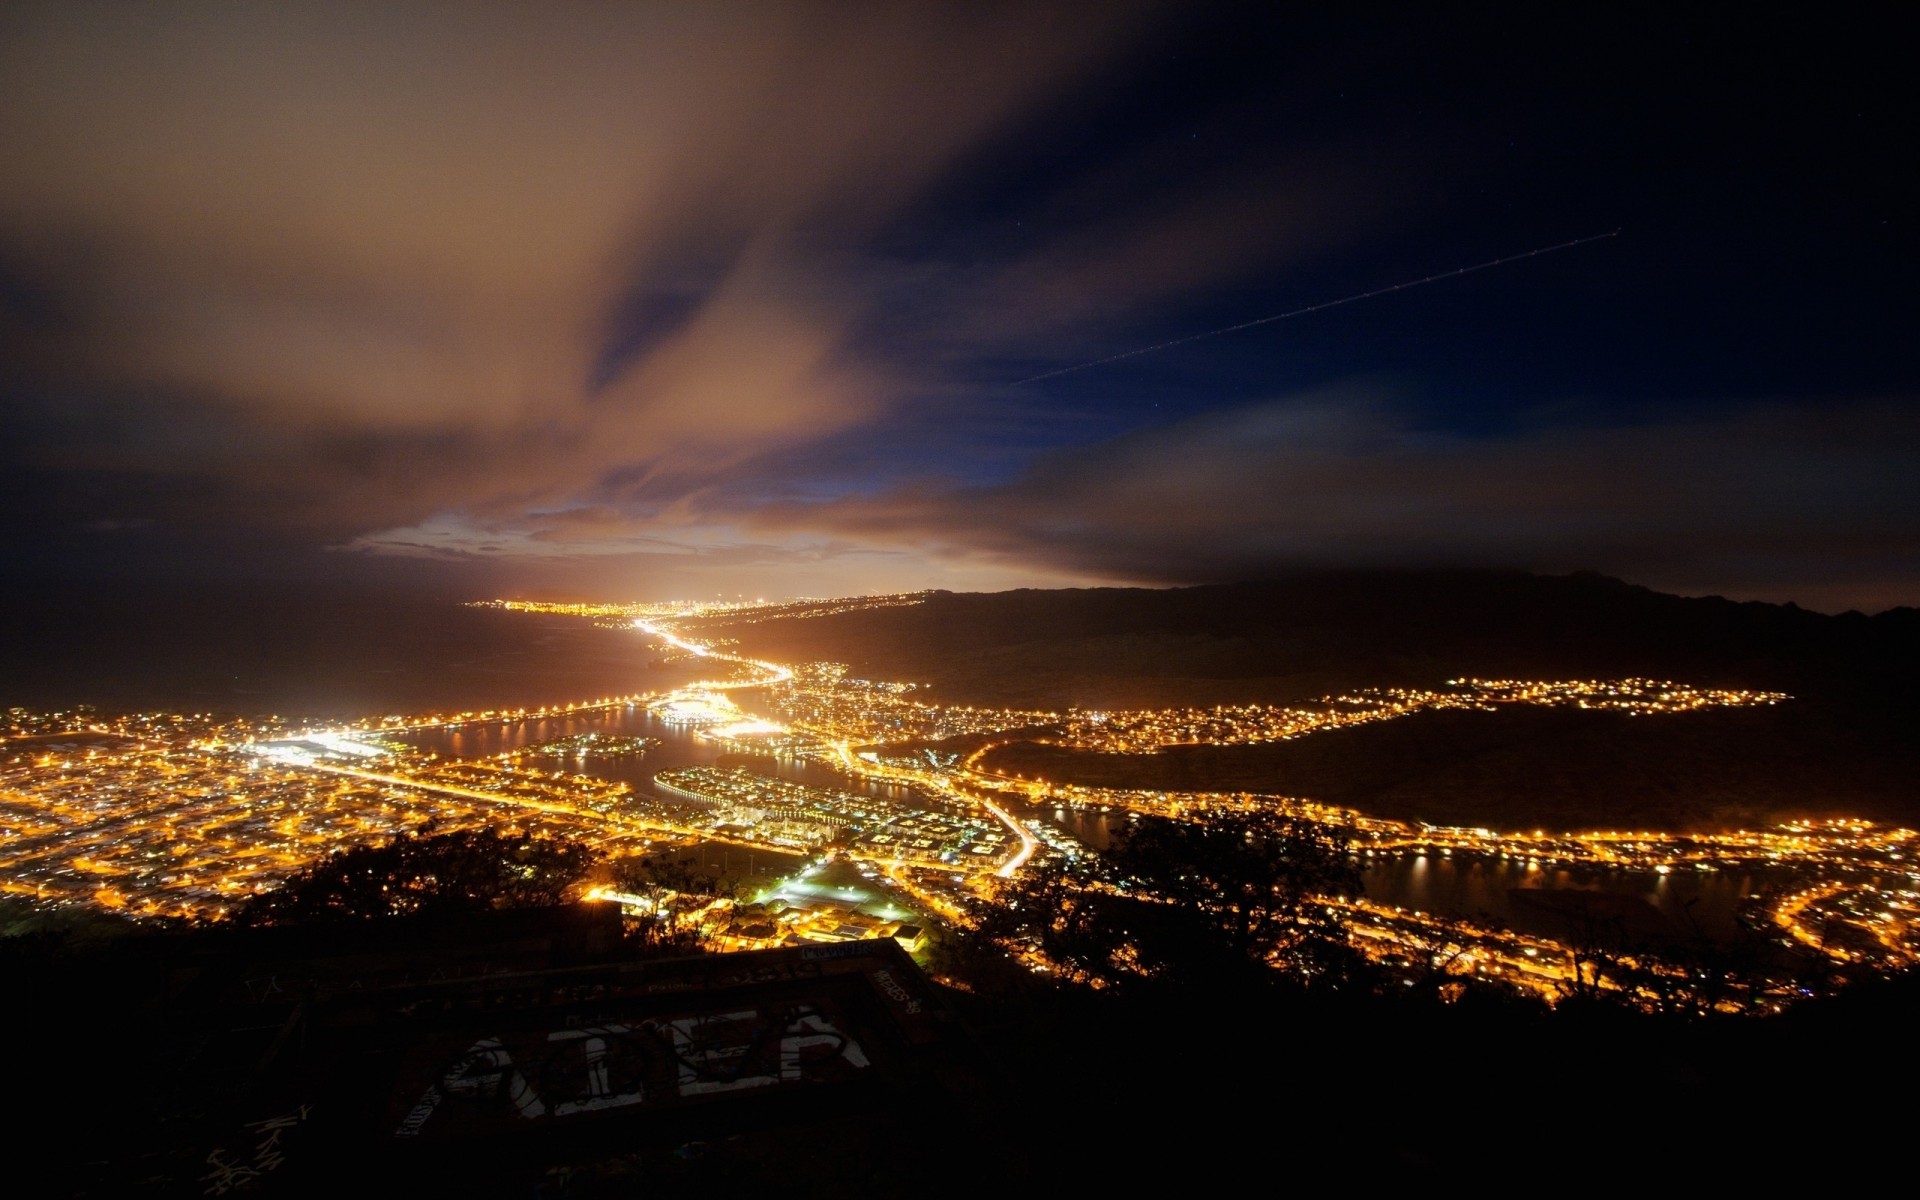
<box><xmin>1010</xmin><ymin>229</ymin><xmax>1622</xmax><ymax>385</ymax></box>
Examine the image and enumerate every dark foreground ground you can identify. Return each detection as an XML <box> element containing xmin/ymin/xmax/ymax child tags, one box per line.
<box><xmin>6</xmin><ymin>903</ymin><xmax>1907</xmax><ymax>1196</ymax></box>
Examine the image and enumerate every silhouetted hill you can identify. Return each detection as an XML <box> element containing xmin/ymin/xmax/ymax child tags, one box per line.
<box><xmin>711</xmin><ymin>571</ymin><xmax>1919</xmax><ymax>830</ymax></box>
<box><xmin>987</xmin><ymin>703</ymin><xmax>1920</xmax><ymax>831</ymax></box>
<box><xmin>710</xmin><ymin>570</ymin><xmax>1916</xmax><ymax>711</ymax></box>
<box><xmin>0</xmin><ymin>583</ymin><xmax>701</xmax><ymax>717</ymax></box>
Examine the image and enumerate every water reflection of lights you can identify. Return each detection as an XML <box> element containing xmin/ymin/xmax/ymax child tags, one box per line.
<box><xmin>710</xmin><ymin>719</ymin><xmax>786</xmax><ymax>739</ymax></box>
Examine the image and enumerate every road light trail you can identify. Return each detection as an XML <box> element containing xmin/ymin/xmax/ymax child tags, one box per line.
<box><xmin>634</xmin><ymin>620</ymin><xmax>792</xmax><ymax>685</ymax></box>
<box><xmin>978</xmin><ymin>792</ymin><xmax>1040</xmax><ymax>876</ymax></box>
<box><xmin>297</xmin><ymin>760</ymin><xmax>727</xmax><ymax>844</ymax></box>
<box><xmin>1011</xmin><ymin>229</ymin><xmax>1621</xmax><ymax>385</ymax></box>
<box><xmin>631</xmin><ymin>619</ymin><xmax>1034</xmax><ymax>874</ymax></box>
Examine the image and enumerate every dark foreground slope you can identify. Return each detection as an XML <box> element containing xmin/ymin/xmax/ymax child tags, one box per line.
<box><xmin>713</xmin><ymin>571</ymin><xmax>1920</xmax><ymax>829</ymax></box>
<box><xmin>10</xmin><ymin>905</ymin><xmax>1908</xmax><ymax>1196</ymax></box>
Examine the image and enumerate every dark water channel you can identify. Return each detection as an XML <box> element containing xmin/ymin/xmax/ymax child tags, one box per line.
<box><xmin>388</xmin><ymin>691</ymin><xmax>936</xmax><ymax>813</ymax></box>
<box><xmin>1041</xmin><ymin>805</ymin><xmax>1800</xmax><ymax>942</ymax></box>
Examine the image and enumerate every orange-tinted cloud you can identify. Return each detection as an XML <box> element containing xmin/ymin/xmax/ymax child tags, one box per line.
<box><xmin>0</xmin><ymin>2</ymin><xmax>1154</xmax><ymax>545</ymax></box>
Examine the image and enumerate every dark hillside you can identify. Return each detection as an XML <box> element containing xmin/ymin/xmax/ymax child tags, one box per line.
<box><xmin>713</xmin><ymin>571</ymin><xmax>1918</xmax><ymax>829</ymax></box>
<box><xmin>708</xmin><ymin>571</ymin><xmax>1916</xmax><ymax>711</ymax></box>
<box><xmin>0</xmin><ymin>584</ymin><xmax>690</xmax><ymax>717</ymax></box>
<box><xmin>985</xmin><ymin>702</ymin><xmax>1920</xmax><ymax>831</ymax></box>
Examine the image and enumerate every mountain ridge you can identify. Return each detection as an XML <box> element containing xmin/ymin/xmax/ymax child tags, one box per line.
<box><xmin>707</xmin><ymin>569</ymin><xmax>1918</xmax><ymax>830</ymax></box>
<box><xmin>708</xmin><ymin>569</ymin><xmax>1916</xmax><ymax>711</ymax></box>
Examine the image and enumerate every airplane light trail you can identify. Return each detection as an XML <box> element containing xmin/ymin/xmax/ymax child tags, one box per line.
<box><xmin>1011</xmin><ymin>229</ymin><xmax>1621</xmax><ymax>386</ymax></box>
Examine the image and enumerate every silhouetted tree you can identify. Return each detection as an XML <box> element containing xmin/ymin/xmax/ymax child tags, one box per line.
<box><xmin>969</xmin><ymin>810</ymin><xmax>1369</xmax><ymax>991</ymax></box>
<box><xmin>608</xmin><ymin>851</ymin><xmax>735</xmax><ymax>954</ymax></box>
<box><xmin>1106</xmin><ymin>810</ymin><xmax>1367</xmax><ymax>985</ymax></box>
<box><xmin>968</xmin><ymin>854</ymin><xmax>1142</xmax><ymax>987</ymax></box>
<box><xmin>236</xmin><ymin>828</ymin><xmax>596</xmax><ymax>924</ymax></box>
<box><xmin>1598</xmin><ymin>893</ymin><xmax>1820</xmax><ymax>1017</ymax></box>
<box><xmin>1379</xmin><ymin>911</ymin><xmax>1534</xmax><ymax>1006</ymax></box>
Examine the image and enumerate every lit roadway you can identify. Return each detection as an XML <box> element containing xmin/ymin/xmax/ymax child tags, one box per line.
<box><xmin>633</xmin><ymin>620</ymin><xmax>793</xmax><ymax>686</ymax></box>
<box><xmin>296</xmin><ymin>760</ymin><xmax>783</xmax><ymax>854</ymax></box>
<box><xmin>976</xmin><ymin>792</ymin><xmax>1039</xmax><ymax>876</ymax></box>
<box><xmin>834</xmin><ymin>747</ymin><xmax>1040</xmax><ymax>878</ymax></box>
<box><xmin>639</xmin><ymin>621</ymin><xmax>1038</xmax><ymax>878</ymax></box>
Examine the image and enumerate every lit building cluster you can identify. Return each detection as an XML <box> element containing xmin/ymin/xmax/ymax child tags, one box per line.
<box><xmin>1056</xmin><ymin>678</ymin><xmax>1789</xmax><ymax>754</ymax></box>
<box><xmin>596</xmin><ymin>861</ymin><xmax>933</xmax><ymax>955</ymax></box>
<box><xmin>678</xmin><ymin>591</ymin><xmax>934</xmax><ymax>626</ymax></box>
<box><xmin>0</xmin><ymin>726</ymin><xmax>701</xmax><ymax>920</ymax></box>
<box><xmin>768</xmin><ymin>662</ymin><xmax>1061</xmax><ymax>745</ymax></box>
<box><xmin>503</xmin><ymin>733</ymin><xmax>660</xmax><ymax>761</ymax></box>
<box><xmin>5</xmin><ymin>706</ymin><xmax>289</xmax><ymax>747</ymax></box>
<box><xmin>0</xmin><ymin>595</ymin><xmax>1894</xmax><ymax>1013</ymax></box>
<box><xmin>1451</xmin><ymin>676</ymin><xmax>1788</xmax><ymax>712</ymax></box>
<box><xmin>1333</xmin><ymin>896</ymin><xmax>1589</xmax><ymax>1000</ymax></box>
<box><xmin>654</xmin><ymin>765</ymin><xmax>1012</xmax><ymax>869</ymax></box>
<box><xmin>330</xmin><ymin>694</ymin><xmax>659</xmax><ymax>736</ymax></box>
<box><xmin>712</xmin><ymin>898</ymin><xmax>925</xmax><ymax>953</ymax></box>
<box><xmin>1014</xmin><ymin>772</ymin><xmax>1917</xmax><ymax>906</ymax></box>
<box><xmin>1771</xmin><ymin>879</ymin><xmax>1919</xmax><ymax>969</ymax></box>
<box><xmin>1006</xmin><ymin>776</ymin><xmax>1920</xmax><ymax>999</ymax></box>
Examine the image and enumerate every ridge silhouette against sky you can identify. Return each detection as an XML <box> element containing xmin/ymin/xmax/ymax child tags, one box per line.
<box><xmin>2</xmin><ymin>4</ymin><xmax>1913</xmax><ymax>611</ymax></box>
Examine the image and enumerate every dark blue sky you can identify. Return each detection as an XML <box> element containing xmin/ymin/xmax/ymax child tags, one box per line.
<box><xmin>1</xmin><ymin>3</ymin><xmax>1913</xmax><ymax>609</ymax></box>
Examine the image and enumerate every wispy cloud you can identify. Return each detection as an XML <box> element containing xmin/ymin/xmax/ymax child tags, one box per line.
<box><xmin>746</xmin><ymin>391</ymin><xmax>1920</xmax><ymax>608</ymax></box>
<box><xmin>0</xmin><ymin>2</ymin><xmax>1154</xmax><ymax>547</ymax></box>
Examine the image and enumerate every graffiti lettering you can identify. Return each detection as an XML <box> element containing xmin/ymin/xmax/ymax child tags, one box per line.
<box><xmin>778</xmin><ymin>1010</ymin><xmax>871</xmax><ymax>1079</ymax></box>
<box><xmin>548</xmin><ymin>1025</ymin><xmax>646</xmax><ymax>1115</ymax></box>
<box><xmin>668</xmin><ymin>1010</ymin><xmax>780</xmax><ymax>1095</ymax></box>
<box><xmin>393</xmin><ymin>1007</ymin><xmax>869</xmax><ymax>1135</ymax></box>
<box><xmin>203</xmin><ymin>1104</ymin><xmax>312</xmax><ymax>1192</ymax></box>
<box><xmin>442</xmin><ymin>1037</ymin><xmax>547</xmax><ymax>1117</ymax></box>
<box><xmin>200</xmin><ymin>1150</ymin><xmax>261</xmax><ymax>1195</ymax></box>
<box><xmin>869</xmin><ymin>968</ymin><xmax>924</xmax><ymax>1014</ymax></box>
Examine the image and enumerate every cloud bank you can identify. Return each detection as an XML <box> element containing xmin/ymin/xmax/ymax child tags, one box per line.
<box><xmin>747</xmin><ymin>392</ymin><xmax>1920</xmax><ymax>612</ymax></box>
<box><xmin>2</xmin><ymin>3</ymin><xmax>1914</xmax><ymax>610</ymax></box>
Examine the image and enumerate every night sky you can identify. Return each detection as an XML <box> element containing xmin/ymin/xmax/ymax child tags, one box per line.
<box><xmin>2</xmin><ymin>3</ymin><xmax>1913</xmax><ymax>611</ymax></box>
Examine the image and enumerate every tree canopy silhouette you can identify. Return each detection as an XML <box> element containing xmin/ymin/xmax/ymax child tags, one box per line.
<box><xmin>237</xmin><ymin>828</ymin><xmax>596</xmax><ymax>924</ymax></box>
<box><xmin>607</xmin><ymin>850</ymin><xmax>736</xmax><ymax>955</ymax></box>
<box><xmin>971</xmin><ymin>809</ymin><xmax>1367</xmax><ymax>990</ymax></box>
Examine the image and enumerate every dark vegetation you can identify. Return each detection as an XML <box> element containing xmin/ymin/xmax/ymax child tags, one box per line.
<box><xmin>235</xmin><ymin>828</ymin><xmax>596</xmax><ymax>924</ymax></box>
<box><xmin>951</xmin><ymin>811</ymin><xmax>1368</xmax><ymax>993</ymax></box>
<box><xmin>606</xmin><ymin>848</ymin><xmax>740</xmax><ymax>956</ymax></box>
<box><xmin>6</xmin><ymin>818</ymin><xmax>1908</xmax><ymax>1193</ymax></box>
<box><xmin>232</xmin><ymin>831</ymin><xmax>750</xmax><ymax>960</ymax></box>
<box><xmin>943</xmin><ymin>964</ymin><xmax>1915</xmax><ymax>1189</ymax></box>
